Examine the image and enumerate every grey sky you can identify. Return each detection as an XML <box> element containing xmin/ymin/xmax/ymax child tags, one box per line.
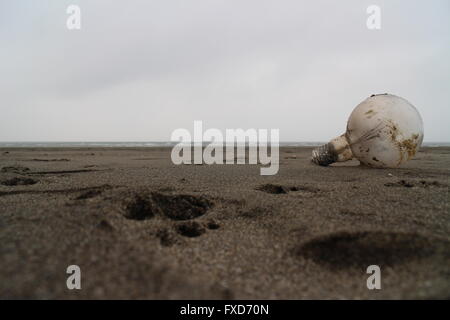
<box><xmin>0</xmin><ymin>0</ymin><xmax>449</xmax><ymax>142</ymax></box>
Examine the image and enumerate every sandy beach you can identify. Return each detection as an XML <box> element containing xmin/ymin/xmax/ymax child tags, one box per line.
<box><xmin>0</xmin><ymin>147</ymin><xmax>449</xmax><ymax>299</ymax></box>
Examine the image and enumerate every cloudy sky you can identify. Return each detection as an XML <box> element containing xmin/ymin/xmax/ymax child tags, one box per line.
<box><xmin>0</xmin><ymin>0</ymin><xmax>449</xmax><ymax>142</ymax></box>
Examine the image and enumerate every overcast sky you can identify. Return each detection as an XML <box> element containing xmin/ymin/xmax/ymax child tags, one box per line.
<box><xmin>0</xmin><ymin>0</ymin><xmax>449</xmax><ymax>142</ymax></box>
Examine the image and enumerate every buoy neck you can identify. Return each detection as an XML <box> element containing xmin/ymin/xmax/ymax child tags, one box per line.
<box><xmin>311</xmin><ymin>134</ymin><xmax>353</xmax><ymax>166</ymax></box>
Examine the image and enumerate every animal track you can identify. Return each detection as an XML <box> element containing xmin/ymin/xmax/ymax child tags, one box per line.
<box><xmin>296</xmin><ymin>231</ymin><xmax>448</xmax><ymax>270</ymax></box>
<box><xmin>124</xmin><ymin>192</ymin><xmax>213</xmax><ymax>221</ymax></box>
<box><xmin>1</xmin><ymin>177</ymin><xmax>38</xmax><ymax>186</ymax></box>
<box><xmin>206</xmin><ymin>219</ymin><xmax>220</xmax><ymax>230</ymax></box>
<box><xmin>125</xmin><ymin>194</ymin><xmax>157</xmax><ymax>220</ymax></box>
<box><xmin>155</xmin><ymin>228</ymin><xmax>180</xmax><ymax>246</ymax></box>
<box><xmin>175</xmin><ymin>221</ymin><xmax>206</xmax><ymax>237</ymax></box>
<box><xmin>256</xmin><ymin>184</ymin><xmax>320</xmax><ymax>194</ymax></box>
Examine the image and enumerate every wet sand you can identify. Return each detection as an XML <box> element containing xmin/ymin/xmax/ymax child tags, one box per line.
<box><xmin>0</xmin><ymin>147</ymin><xmax>449</xmax><ymax>299</ymax></box>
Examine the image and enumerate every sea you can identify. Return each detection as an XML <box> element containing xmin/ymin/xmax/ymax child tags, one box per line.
<box><xmin>0</xmin><ymin>142</ymin><xmax>448</xmax><ymax>148</ymax></box>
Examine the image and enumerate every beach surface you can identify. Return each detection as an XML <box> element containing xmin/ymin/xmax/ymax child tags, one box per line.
<box><xmin>0</xmin><ymin>147</ymin><xmax>449</xmax><ymax>299</ymax></box>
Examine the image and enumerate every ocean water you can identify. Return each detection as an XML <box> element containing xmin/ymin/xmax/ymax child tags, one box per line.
<box><xmin>0</xmin><ymin>142</ymin><xmax>448</xmax><ymax>148</ymax></box>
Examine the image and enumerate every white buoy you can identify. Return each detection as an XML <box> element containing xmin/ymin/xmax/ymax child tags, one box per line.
<box><xmin>311</xmin><ymin>94</ymin><xmax>424</xmax><ymax>168</ymax></box>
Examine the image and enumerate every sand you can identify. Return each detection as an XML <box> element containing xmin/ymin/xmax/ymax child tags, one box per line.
<box><xmin>0</xmin><ymin>147</ymin><xmax>449</xmax><ymax>299</ymax></box>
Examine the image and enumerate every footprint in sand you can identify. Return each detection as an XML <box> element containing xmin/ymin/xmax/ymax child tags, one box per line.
<box><xmin>154</xmin><ymin>228</ymin><xmax>181</xmax><ymax>246</ymax></box>
<box><xmin>175</xmin><ymin>221</ymin><xmax>206</xmax><ymax>238</ymax></box>
<box><xmin>123</xmin><ymin>192</ymin><xmax>213</xmax><ymax>221</ymax></box>
<box><xmin>122</xmin><ymin>191</ymin><xmax>220</xmax><ymax>240</ymax></box>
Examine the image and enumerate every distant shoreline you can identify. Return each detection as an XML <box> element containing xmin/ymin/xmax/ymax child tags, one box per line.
<box><xmin>0</xmin><ymin>142</ymin><xmax>449</xmax><ymax>148</ymax></box>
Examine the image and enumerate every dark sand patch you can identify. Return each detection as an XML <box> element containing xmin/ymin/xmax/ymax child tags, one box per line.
<box><xmin>296</xmin><ymin>231</ymin><xmax>449</xmax><ymax>271</ymax></box>
<box><xmin>124</xmin><ymin>194</ymin><xmax>157</xmax><ymax>220</ymax></box>
<box><xmin>256</xmin><ymin>184</ymin><xmax>291</xmax><ymax>194</ymax></box>
<box><xmin>26</xmin><ymin>159</ymin><xmax>70</xmax><ymax>162</ymax></box>
<box><xmin>96</xmin><ymin>219</ymin><xmax>114</xmax><ymax>232</ymax></box>
<box><xmin>1</xmin><ymin>166</ymin><xmax>30</xmax><ymax>174</ymax></box>
<box><xmin>175</xmin><ymin>221</ymin><xmax>206</xmax><ymax>238</ymax></box>
<box><xmin>155</xmin><ymin>228</ymin><xmax>180</xmax><ymax>247</ymax></box>
<box><xmin>238</xmin><ymin>206</ymin><xmax>269</xmax><ymax>219</ymax></box>
<box><xmin>289</xmin><ymin>185</ymin><xmax>320</xmax><ymax>193</ymax></box>
<box><xmin>337</xmin><ymin>209</ymin><xmax>375</xmax><ymax>217</ymax></box>
<box><xmin>74</xmin><ymin>189</ymin><xmax>103</xmax><ymax>200</ymax></box>
<box><xmin>1</xmin><ymin>177</ymin><xmax>38</xmax><ymax>186</ymax></box>
<box><xmin>206</xmin><ymin>219</ymin><xmax>220</xmax><ymax>230</ymax></box>
<box><xmin>256</xmin><ymin>183</ymin><xmax>320</xmax><ymax>194</ymax></box>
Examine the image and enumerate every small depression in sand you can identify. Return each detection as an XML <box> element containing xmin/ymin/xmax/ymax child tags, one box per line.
<box><xmin>124</xmin><ymin>192</ymin><xmax>213</xmax><ymax>221</ymax></box>
<box><xmin>384</xmin><ymin>179</ymin><xmax>446</xmax><ymax>188</ymax></box>
<box><xmin>256</xmin><ymin>184</ymin><xmax>291</xmax><ymax>194</ymax></box>
<box><xmin>175</xmin><ymin>221</ymin><xmax>206</xmax><ymax>237</ymax></box>
<box><xmin>256</xmin><ymin>183</ymin><xmax>320</xmax><ymax>195</ymax></box>
<box><xmin>296</xmin><ymin>231</ymin><xmax>449</xmax><ymax>271</ymax></box>
<box><xmin>155</xmin><ymin>228</ymin><xmax>180</xmax><ymax>246</ymax></box>
<box><xmin>74</xmin><ymin>189</ymin><xmax>103</xmax><ymax>200</ymax></box>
